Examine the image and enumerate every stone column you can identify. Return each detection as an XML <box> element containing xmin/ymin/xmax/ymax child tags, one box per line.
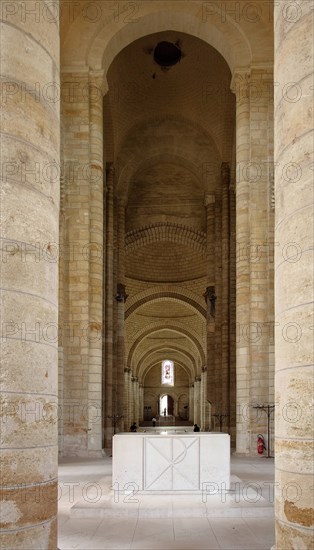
<box><xmin>58</xmin><ymin>171</ymin><xmax>65</xmax><ymax>457</ymax></box>
<box><xmin>274</xmin><ymin>3</ymin><xmax>313</xmax><ymax>548</ymax></box>
<box><xmin>123</xmin><ymin>368</ymin><xmax>130</xmax><ymax>430</ymax></box>
<box><xmin>229</xmin><ymin>182</ymin><xmax>237</xmax><ymax>445</ymax></box>
<box><xmin>267</xmin><ymin>90</ymin><xmax>275</xmax><ymax>421</ymax></box>
<box><xmin>194</xmin><ymin>377</ymin><xmax>201</xmax><ymax>425</ymax></box>
<box><xmin>204</xmin><ymin>194</ymin><xmax>216</xmax><ymax>421</ymax></box>
<box><xmin>231</xmin><ymin>71</ymin><xmax>251</xmax><ymax>453</ymax></box>
<box><xmin>205</xmin><ymin>397</ymin><xmax>211</xmax><ymax>431</ymax></box>
<box><xmin>189</xmin><ymin>384</ymin><xmax>194</xmax><ymax>422</ymax></box>
<box><xmin>87</xmin><ymin>73</ymin><xmax>104</xmax><ymax>453</ymax></box>
<box><xmin>61</xmin><ymin>71</ymin><xmax>90</xmax><ymax>455</ymax></box>
<box><xmin>61</xmin><ymin>69</ymin><xmax>104</xmax><ymax>456</ymax></box>
<box><xmin>104</xmin><ymin>164</ymin><xmax>114</xmax><ymax>449</ymax></box>
<box><xmin>128</xmin><ymin>371</ymin><xmax>133</xmax><ymax>425</ymax></box>
<box><xmin>0</xmin><ymin>3</ymin><xmax>59</xmax><ymax>548</ymax></box>
<box><xmin>232</xmin><ymin>68</ymin><xmax>274</xmax><ymax>452</ymax></box>
<box><xmin>139</xmin><ymin>385</ymin><xmax>144</xmax><ymax>422</ymax></box>
<box><xmin>193</xmin><ymin>382</ymin><xmax>197</xmax><ymax>424</ymax></box>
<box><xmin>130</xmin><ymin>375</ymin><xmax>136</xmax><ymax>424</ymax></box>
<box><xmin>115</xmin><ymin>200</ymin><xmax>126</xmax><ymax>431</ymax></box>
<box><xmin>128</xmin><ymin>370</ymin><xmax>133</xmax><ymax>428</ymax></box>
<box><xmin>198</xmin><ymin>377</ymin><xmax>202</xmax><ymax>426</ymax></box>
<box><xmin>248</xmin><ymin>69</ymin><xmax>273</xmax><ymax>448</ymax></box>
<box><xmin>214</xmin><ymin>189</ymin><xmax>222</xmax><ymax>412</ymax></box>
<box><xmin>221</xmin><ymin>163</ymin><xmax>230</xmax><ymax>426</ymax></box>
<box><xmin>201</xmin><ymin>367</ymin><xmax>207</xmax><ymax>430</ymax></box>
<box><xmin>112</xmin><ymin>201</ymin><xmax>118</xmax><ymax>422</ymax></box>
<box><xmin>200</xmin><ymin>373</ymin><xmax>204</xmax><ymax>429</ymax></box>
<box><xmin>58</xmin><ymin>346</ymin><xmax>64</xmax><ymax>455</ymax></box>
<box><xmin>136</xmin><ymin>379</ymin><xmax>140</xmax><ymax>426</ymax></box>
<box><xmin>132</xmin><ymin>377</ymin><xmax>138</xmax><ymax>425</ymax></box>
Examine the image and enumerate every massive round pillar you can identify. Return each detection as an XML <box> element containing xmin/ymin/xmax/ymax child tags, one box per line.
<box><xmin>274</xmin><ymin>2</ymin><xmax>314</xmax><ymax>547</ymax></box>
<box><xmin>0</xmin><ymin>2</ymin><xmax>60</xmax><ymax>548</ymax></box>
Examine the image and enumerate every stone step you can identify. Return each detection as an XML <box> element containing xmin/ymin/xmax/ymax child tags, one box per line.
<box><xmin>70</xmin><ymin>476</ymin><xmax>274</xmax><ymax>519</ymax></box>
<box><xmin>71</xmin><ymin>492</ymin><xmax>273</xmax><ymax>519</ymax></box>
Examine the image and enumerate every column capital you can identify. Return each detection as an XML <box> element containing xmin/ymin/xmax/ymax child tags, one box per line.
<box><xmin>89</xmin><ymin>70</ymin><xmax>108</xmax><ymax>95</ymax></box>
<box><xmin>230</xmin><ymin>68</ymin><xmax>251</xmax><ymax>96</ymax></box>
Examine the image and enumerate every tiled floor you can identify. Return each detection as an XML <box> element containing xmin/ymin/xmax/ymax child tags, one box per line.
<box><xmin>58</xmin><ymin>456</ymin><xmax>275</xmax><ymax>550</ymax></box>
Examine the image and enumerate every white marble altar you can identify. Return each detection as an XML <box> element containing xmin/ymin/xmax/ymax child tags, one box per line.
<box><xmin>112</xmin><ymin>433</ymin><xmax>230</xmax><ymax>493</ymax></box>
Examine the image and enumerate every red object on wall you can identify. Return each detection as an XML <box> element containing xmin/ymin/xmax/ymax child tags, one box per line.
<box><xmin>257</xmin><ymin>434</ymin><xmax>266</xmax><ymax>454</ymax></box>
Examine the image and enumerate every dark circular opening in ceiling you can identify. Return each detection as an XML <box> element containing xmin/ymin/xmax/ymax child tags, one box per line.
<box><xmin>153</xmin><ymin>41</ymin><xmax>182</xmax><ymax>67</ymax></box>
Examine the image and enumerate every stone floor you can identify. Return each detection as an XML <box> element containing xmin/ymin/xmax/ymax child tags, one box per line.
<box><xmin>58</xmin><ymin>455</ymin><xmax>275</xmax><ymax>549</ymax></box>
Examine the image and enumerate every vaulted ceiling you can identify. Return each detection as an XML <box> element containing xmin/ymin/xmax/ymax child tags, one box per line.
<box><xmin>60</xmin><ymin>0</ymin><xmax>273</xmax><ymax>385</ymax></box>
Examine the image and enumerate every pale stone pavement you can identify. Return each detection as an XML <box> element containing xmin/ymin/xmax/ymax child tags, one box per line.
<box><xmin>58</xmin><ymin>455</ymin><xmax>275</xmax><ymax>550</ymax></box>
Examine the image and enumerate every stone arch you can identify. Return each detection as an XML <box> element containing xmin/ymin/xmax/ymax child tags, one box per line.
<box><xmin>61</xmin><ymin>2</ymin><xmax>264</xmax><ymax>80</ymax></box>
<box><xmin>159</xmin><ymin>390</ymin><xmax>175</xmax><ymax>414</ymax></box>
<box><xmin>93</xmin><ymin>8</ymin><xmax>251</xmax><ymax>73</ymax></box>
<box><xmin>136</xmin><ymin>347</ymin><xmax>200</xmax><ymax>381</ymax></box>
<box><xmin>127</xmin><ymin>323</ymin><xmax>205</xmax><ymax>372</ymax></box>
<box><xmin>125</xmin><ymin>223</ymin><xmax>206</xmax><ymax>254</ymax></box>
<box><xmin>125</xmin><ymin>287</ymin><xmax>207</xmax><ymax>318</ymax></box>
<box><xmin>142</xmin><ymin>359</ymin><xmax>191</xmax><ymax>383</ymax></box>
<box><xmin>138</xmin><ymin>346</ymin><xmax>196</xmax><ymax>381</ymax></box>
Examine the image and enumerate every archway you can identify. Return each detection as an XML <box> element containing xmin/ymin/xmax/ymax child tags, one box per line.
<box><xmin>102</xmin><ymin>27</ymin><xmax>237</xmax><ymax>439</ymax></box>
<box><xmin>160</xmin><ymin>394</ymin><xmax>174</xmax><ymax>417</ymax></box>
<box><xmin>60</xmin><ymin>0</ymin><xmax>274</xmax><ymax>457</ymax></box>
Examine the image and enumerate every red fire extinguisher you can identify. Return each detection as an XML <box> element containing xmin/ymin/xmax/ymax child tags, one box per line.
<box><xmin>257</xmin><ymin>434</ymin><xmax>266</xmax><ymax>454</ymax></box>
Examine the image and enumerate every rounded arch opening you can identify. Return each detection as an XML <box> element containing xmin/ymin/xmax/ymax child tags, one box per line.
<box><xmin>97</xmin><ymin>10</ymin><xmax>251</xmax><ymax>75</ymax></box>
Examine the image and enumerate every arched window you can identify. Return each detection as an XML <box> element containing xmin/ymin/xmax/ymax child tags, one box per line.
<box><xmin>161</xmin><ymin>360</ymin><xmax>174</xmax><ymax>386</ymax></box>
